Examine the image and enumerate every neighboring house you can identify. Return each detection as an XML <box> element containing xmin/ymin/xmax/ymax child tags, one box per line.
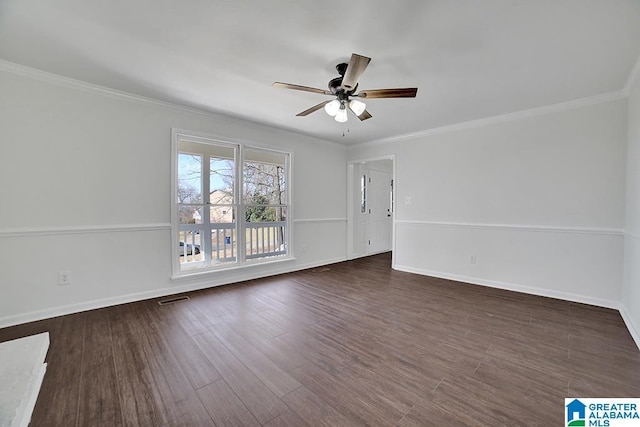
<box><xmin>209</xmin><ymin>189</ymin><xmax>234</xmax><ymax>223</ymax></box>
<box><xmin>181</xmin><ymin>190</ymin><xmax>232</xmax><ymax>225</ymax></box>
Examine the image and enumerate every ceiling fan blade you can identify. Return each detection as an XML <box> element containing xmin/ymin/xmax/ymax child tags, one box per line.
<box><xmin>296</xmin><ymin>101</ymin><xmax>331</xmax><ymax>116</ymax></box>
<box><xmin>357</xmin><ymin>88</ymin><xmax>418</xmax><ymax>99</ymax></box>
<box><xmin>347</xmin><ymin>103</ymin><xmax>372</xmax><ymax>121</ymax></box>
<box><xmin>341</xmin><ymin>53</ymin><xmax>371</xmax><ymax>91</ymax></box>
<box><xmin>357</xmin><ymin>109</ymin><xmax>372</xmax><ymax>121</ymax></box>
<box><xmin>273</xmin><ymin>82</ymin><xmax>332</xmax><ymax>95</ymax></box>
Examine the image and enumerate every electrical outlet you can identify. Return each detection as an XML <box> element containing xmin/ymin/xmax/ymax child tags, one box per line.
<box><xmin>469</xmin><ymin>256</ymin><xmax>477</xmax><ymax>264</ymax></box>
<box><xmin>58</xmin><ymin>271</ymin><xmax>71</xmax><ymax>285</ymax></box>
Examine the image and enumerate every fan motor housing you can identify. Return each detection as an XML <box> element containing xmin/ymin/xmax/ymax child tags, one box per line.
<box><xmin>328</xmin><ymin>62</ymin><xmax>357</xmax><ymax>97</ymax></box>
<box><xmin>328</xmin><ymin>77</ymin><xmax>343</xmax><ymax>94</ymax></box>
<box><xmin>335</xmin><ymin>62</ymin><xmax>348</xmax><ymax>76</ymax></box>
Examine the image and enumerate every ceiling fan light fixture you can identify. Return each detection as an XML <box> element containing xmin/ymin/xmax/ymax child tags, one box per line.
<box><xmin>335</xmin><ymin>107</ymin><xmax>348</xmax><ymax>123</ymax></box>
<box><xmin>324</xmin><ymin>99</ymin><xmax>340</xmax><ymax>116</ymax></box>
<box><xmin>274</xmin><ymin>53</ymin><xmax>417</xmax><ymax>123</ymax></box>
<box><xmin>349</xmin><ymin>99</ymin><xmax>366</xmax><ymax>116</ymax></box>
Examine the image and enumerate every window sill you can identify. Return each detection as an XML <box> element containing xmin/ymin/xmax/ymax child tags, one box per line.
<box><xmin>170</xmin><ymin>255</ymin><xmax>297</xmax><ymax>282</ymax></box>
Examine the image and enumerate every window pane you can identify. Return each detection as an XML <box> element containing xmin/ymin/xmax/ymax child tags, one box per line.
<box><xmin>243</xmin><ymin>149</ymin><xmax>288</xmax><ymax>261</ymax></box>
<box><xmin>245</xmin><ymin>207</ymin><xmax>286</xmax><ymax>260</ymax></box>
<box><xmin>209</xmin><ymin>202</ymin><xmax>234</xmax><ymax>223</ymax></box>
<box><xmin>179</xmin><ymin>205</ymin><xmax>202</xmax><ymax>225</ymax></box>
<box><xmin>178</xmin><ymin>206</ymin><xmax>203</xmax><ymax>268</ymax></box>
<box><xmin>210</xmin><ymin>157</ymin><xmax>234</xmax><ymax>200</ymax></box>
<box><xmin>211</xmin><ymin>206</ymin><xmax>236</xmax><ymax>264</ymax></box>
<box><xmin>177</xmin><ymin>229</ymin><xmax>203</xmax><ymax>267</ymax></box>
<box><xmin>243</xmin><ymin>149</ymin><xmax>287</xmax><ymax>205</ymax></box>
<box><xmin>178</xmin><ymin>154</ymin><xmax>202</xmax><ymax>204</ymax></box>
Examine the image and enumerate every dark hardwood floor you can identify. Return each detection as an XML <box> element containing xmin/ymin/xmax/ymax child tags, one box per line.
<box><xmin>2</xmin><ymin>253</ymin><xmax>639</xmax><ymax>426</ymax></box>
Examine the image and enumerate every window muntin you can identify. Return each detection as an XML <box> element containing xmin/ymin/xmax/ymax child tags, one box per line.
<box><xmin>173</xmin><ymin>133</ymin><xmax>290</xmax><ymax>275</ymax></box>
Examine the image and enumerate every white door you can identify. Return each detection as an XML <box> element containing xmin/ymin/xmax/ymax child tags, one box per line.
<box><xmin>367</xmin><ymin>169</ymin><xmax>392</xmax><ymax>253</ymax></box>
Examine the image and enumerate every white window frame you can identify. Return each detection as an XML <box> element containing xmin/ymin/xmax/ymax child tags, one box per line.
<box><xmin>171</xmin><ymin>129</ymin><xmax>292</xmax><ymax>278</ymax></box>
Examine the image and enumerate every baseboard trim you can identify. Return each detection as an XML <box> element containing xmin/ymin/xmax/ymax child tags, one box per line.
<box><xmin>4</xmin><ymin>255</ymin><xmax>636</xmax><ymax>352</ymax></box>
<box><xmin>347</xmin><ymin>250</ymin><xmax>392</xmax><ymax>261</ymax></box>
<box><xmin>393</xmin><ymin>264</ymin><xmax>620</xmax><ymax>309</ymax></box>
<box><xmin>347</xmin><ymin>253</ymin><xmax>375</xmax><ymax>261</ymax></box>
<box><xmin>0</xmin><ymin>256</ymin><xmax>347</xmax><ymax>329</ymax></box>
<box><xmin>619</xmin><ymin>305</ymin><xmax>640</xmax><ymax>351</ymax></box>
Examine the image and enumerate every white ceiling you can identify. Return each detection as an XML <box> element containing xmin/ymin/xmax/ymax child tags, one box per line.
<box><xmin>1</xmin><ymin>1</ymin><xmax>639</xmax><ymax>145</ymax></box>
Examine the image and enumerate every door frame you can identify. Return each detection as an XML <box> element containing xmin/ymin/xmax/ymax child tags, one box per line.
<box><xmin>346</xmin><ymin>155</ymin><xmax>396</xmax><ymax>265</ymax></box>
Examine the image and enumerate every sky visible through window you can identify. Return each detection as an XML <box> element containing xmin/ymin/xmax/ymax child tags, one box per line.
<box><xmin>178</xmin><ymin>154</ymin><xmax>233</xmax><ymax>201</ymax></box>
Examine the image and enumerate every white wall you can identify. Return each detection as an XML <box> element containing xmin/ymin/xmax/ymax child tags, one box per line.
<box><xmin>349</xmin><ymin>99</ymin><xmax>627</xmax><ymax>308</ymax></box>
<box><xmin>623</xmin><ymin>73</ymin><xmax>640</xmax><ymax>345</ymax></box>
<box><xmin>0</xmin><ymin>64</ymin><xmax>347</xmax><ymax>327</ymax></box>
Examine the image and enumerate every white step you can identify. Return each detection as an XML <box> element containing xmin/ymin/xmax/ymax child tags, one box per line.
<box><xmin>0</xmin><ymin>333</ymin><xmax>49</xmax><ymax>427</ymax></box>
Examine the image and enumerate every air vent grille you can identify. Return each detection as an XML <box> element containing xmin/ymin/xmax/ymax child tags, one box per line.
<box><xmin>157</xmin><ymin>295</ymin><xmax>190</xmax><ymax>306</ymax></box>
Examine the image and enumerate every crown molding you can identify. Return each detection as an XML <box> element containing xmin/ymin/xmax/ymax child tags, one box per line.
<box><xmin>623</xmin><ymin>55</ymin><xmax>640</xmax><ymax>96</ymax></box>
<box><xmin>349</xmin><ymin>90</ymin><xmax>627</xmax><ymax>150</ymax></box>
<box><xmin>0</xmin><ymin>59</ymin><xmax>345</xmax><ymax>149</ymax></box>
<box><xmin>2</xmin><ymin>58</ymin><xmax>632</xmax><ymax>151</ymax></box>
<box><xmin>0</xmin><ymin>59</ymin><xmax>220</xmax><ymax>117</ymax></box>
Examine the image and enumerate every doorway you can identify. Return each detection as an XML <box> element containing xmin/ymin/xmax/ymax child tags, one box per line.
<box><xmin>347</xmin><ymin>157</ymin><xmax>394</xmax><ymax>262</ymax></box>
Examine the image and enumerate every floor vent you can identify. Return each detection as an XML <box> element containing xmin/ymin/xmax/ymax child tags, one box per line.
<box><xmin>157</xmin><ymin>295</ymin><xmax>190</xmax><ymax>306</ymax></box>
<box><xmin>311</xmin><ymin>267</ymin><xmax>331</xmax><ymax>273</ymax></box>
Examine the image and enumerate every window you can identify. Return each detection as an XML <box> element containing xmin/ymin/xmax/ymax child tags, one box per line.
<box><xmin>172</xmin><ymin>130</ymin><xmax>290</xmax><ymax>276</ymax></box>
<box><xmin>243</xmin><ymin>148</ymin><xmax>288</xmax><ymax>260</ymax></box>
<box><xmin>360</xmin><ymin>173</ymin><xmax>367</xmax><ymax>213</ymax></box>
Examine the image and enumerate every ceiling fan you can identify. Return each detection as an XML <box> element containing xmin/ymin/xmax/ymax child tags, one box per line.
<box><xmin>273</xmin><ymin>53</ymin><xmax>418</xmax><ymax>123</ymax></box>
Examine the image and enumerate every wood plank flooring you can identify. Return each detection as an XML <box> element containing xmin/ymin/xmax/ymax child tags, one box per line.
<box><xmin>1</xmin><ymin>253</ymin><xmax>639</xmax><ymax>426</ymax></box>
